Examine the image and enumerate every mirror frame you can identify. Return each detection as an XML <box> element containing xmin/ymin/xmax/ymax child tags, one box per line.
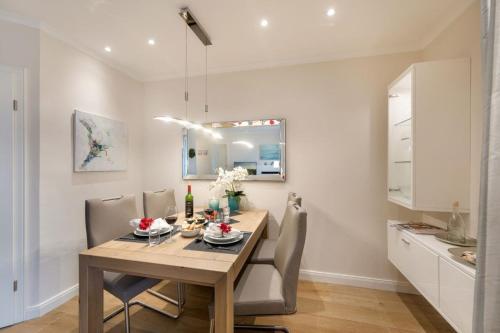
<box><xmin>182</xmin><ymin>119</ymin><xmax>286</xmax><ymax>182</ymax></box>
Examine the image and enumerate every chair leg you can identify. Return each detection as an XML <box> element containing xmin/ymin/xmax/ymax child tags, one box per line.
<box><xmin>104</xmin><ymin>305</ymin><xmax>126</xmax><ymax>322</ymax></box>
<box><xmin>124</xmin><ymin>302</ymin><xmax>131</xmax><ymax>333</ymax></box>
<box><xmin>129</xmin><ymin>300</ymin><xmax>181</xmax><ymax>319</ymax></box>
<box><xmin>235</xmin><ymin>324</ymin><xmax>290</xmax><ymax>332</ymax></box>
<box><xmin>104</xmin><ymin>283</ymin><xmax>184</xmax><ymax>327</ymax></box>
<box><xmin>209</xmin><ymin>318</ymin><xmax>215</xmax><ymax>333</ymax></box>
<box><xmin>147</xmin><ymin>282</ymin><xmax>186</xmax><ymax>309</ymax></box>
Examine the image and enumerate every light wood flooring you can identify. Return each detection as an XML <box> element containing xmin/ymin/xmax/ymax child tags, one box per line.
<box><xmin>0</xmin><ymin>280</ymin><xmax>455</xmax><ymax>333</ymax></box>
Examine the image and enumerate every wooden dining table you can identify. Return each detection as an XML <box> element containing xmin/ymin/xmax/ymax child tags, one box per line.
<box><xmin>79</xmin><ymin>209</ymin><xmax>268</xmax><ymax>333</ymax></box>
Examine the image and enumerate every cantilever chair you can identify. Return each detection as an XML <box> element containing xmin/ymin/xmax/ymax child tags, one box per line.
<box><xmin>143</xmin><ymin>189</ymin><xmax>186</xmax><ymax>309</ymax></box>
<box><xmin>85</xmin><ymin>195</ymin><xmax>183</xmax><ymax>333</ymax></box>
<box><xmin>250</xmin><ymin>192</ymin><xmax>302</xmax><ymax>264</ymax></box>
<box><xmin>209</xmin><ymin>203</ymin><xmax>307</xmax><ymax>332</ymax></box>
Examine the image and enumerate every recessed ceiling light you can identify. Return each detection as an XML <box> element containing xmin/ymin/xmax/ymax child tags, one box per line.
<box><xmin>327</xmin><ymin>8</ymin><xmax>336</xmax><ymax>17</ymax></box>
<box><xmin>260</xmin><ymin>18</ymin><xmax>269</xmax><ymax>27</ymax></box>
<box><xmin>148</xmin><ymin>39</ymin><xmax>156</xmax><ymax>45</ymax></box>
<box><xmin>104</xmin><ymin>46</ymin><xmax>111</xmax><ymax>52</ymax></box>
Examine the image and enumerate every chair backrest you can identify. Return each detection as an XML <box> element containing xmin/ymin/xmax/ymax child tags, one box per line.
<box><xmin>143</xmin><ymin>189</ymin><xmax>176</xmax><ymax>219</ymax></box>
<box><xmin>274</xmin><ymin>204</ymin><xmax>307</xmax><ymax>313</ymax></box>
<box><xmin>85</xmin><ymin>195</ymin><xmax>138</xmax><ymax>248</ymax></box>
<box><xmin>279</xmin><ymin>192</ymin><xmax>302</xmax><ymax>235</ymax></box>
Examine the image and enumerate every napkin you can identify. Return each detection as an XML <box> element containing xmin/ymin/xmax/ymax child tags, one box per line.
<box><xmin>150</xmin><ymin>218</ymin><xmax>169</xmax><ymax>231</ymax></box>
<box><xmin>129</xmin><ymin>218</ymin><xmax>141</xmax><ymax>228</ymax></box>
<box><xmin>129</xmin><ymin>218</ymin><xmax>168</xmax><ymax>231</ymax></box>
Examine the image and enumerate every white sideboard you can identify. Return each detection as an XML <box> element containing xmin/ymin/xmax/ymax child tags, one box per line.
<box><xmin>387</xmin><ymin>221</ymin><xmax>475</xmax><ymax>333</ymax></box>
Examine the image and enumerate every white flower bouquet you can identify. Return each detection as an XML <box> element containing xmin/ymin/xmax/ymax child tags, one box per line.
<box><xmin>209</xmin><ymin>166</ymin><xmax>248</xmax><ymax>200</ymax></box>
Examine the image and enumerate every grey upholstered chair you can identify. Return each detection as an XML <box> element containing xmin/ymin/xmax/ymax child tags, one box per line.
<box><xmin>85</xmin><ymin>195</ymin><xmax>183</xmax><ymax>333</ymax></box>
<box><xmin>143</xmin><ymin>189</ymin><xmax>186</xmax><ymax>310</ymax></box>
<box><xmin>250</xmin><ymin>192</ymin><xmax>302</xmax><ymax>264</ymax></box>
<box><xmin>209</xmin><ymin>203</ymin><xmax>307</xmax><ymax>332</ymax></box>
<box><xmin>143</xmin><ymin>189</ymin><xmax>176</xmax><ymax>218</ymax></box>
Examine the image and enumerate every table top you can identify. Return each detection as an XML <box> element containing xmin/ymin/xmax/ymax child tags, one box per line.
<box><xmin>80</xmin><ymin>209</ymin><xmax>268</xmax><ymax>285</ymax></box>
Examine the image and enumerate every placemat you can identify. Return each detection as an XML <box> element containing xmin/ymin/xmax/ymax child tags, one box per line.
<box><xmin>184</xmin><ymin>232</ymin><xmax>252</xmax><ymax>254</ymax></box>
<box><xmin>116</xmin><ymin>225</ymin><xmax>181</xmax><ymax>244</ymax></box>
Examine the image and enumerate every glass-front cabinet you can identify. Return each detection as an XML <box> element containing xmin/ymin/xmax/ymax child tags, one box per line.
<box><xmin>388</xmin><ymin>69</ymin><xmax>413</xmax><ymax>207</ymax></box>
<box><xmin>387</xmin><ymin>59</ymin><xmax>471</xmax><ymax>212</ymax></box>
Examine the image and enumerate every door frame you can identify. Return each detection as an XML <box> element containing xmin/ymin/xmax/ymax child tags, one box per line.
<box><xmin>1</xmin><ymin>64</ymin><xmax>25</xmax><ymax>325</ymax></box>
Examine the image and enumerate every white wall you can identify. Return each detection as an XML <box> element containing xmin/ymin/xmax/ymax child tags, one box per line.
<box><xmin>0</xmin><ymin>18</ymin><xmax>40</xmax><ymax>312</ymax></box>
<box><xmin>37</xmin><ymin>33</ymin><xmax>144</xmax><ymax>309</ymax></box>
<box><xmin>143</xmin><ymin>52</ymin><xmax>422</xmax><ymax>284</ymax></box>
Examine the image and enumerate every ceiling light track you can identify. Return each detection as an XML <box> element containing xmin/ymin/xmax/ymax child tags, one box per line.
<box><xmin>179</xmin><ymin>7</ymin><xmax>212</xmax><ymax>46</ymax></box>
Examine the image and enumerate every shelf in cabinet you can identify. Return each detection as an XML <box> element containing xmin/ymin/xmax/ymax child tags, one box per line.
<box><xmin>394</xmin><ymin>117</ymin><xmax>412</xmax><ymax>127</ymax></box>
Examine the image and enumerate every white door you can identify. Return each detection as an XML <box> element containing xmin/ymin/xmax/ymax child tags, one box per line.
<box><xmin>0</xmin><ymin>66</ymin><xmax>23</xmax><ymax>328</ymax></box>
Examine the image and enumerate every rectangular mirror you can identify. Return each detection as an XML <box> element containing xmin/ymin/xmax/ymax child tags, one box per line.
<box><xmin>183</xmin><ymin>119</ymin><xmax>285</xmax><ymax>181</ymax></box>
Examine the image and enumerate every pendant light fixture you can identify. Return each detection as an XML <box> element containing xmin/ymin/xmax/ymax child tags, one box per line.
<box><xmin>155</xmin><ymin>8</ymin><xmax>221</xmax><ymax>138</ymax></box>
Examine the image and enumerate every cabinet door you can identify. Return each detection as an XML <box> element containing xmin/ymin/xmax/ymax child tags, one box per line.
<box><xmin>388</xmin><ymin>69</ymin><xmax>413</xmax><ymax>208</ymax></box>
<box><xmin>387</xmin><ymin>225</ymin><xmax>439</xmax><ymax>305</ymax></box>
<box><xmin>439</xmin><ymin>258</ymin><xmax>474</xmax><ymax>333</ymax></box>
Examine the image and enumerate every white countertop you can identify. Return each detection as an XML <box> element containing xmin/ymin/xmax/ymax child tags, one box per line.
<box><xmin>388</xmin><ymin>220</ymin><xmax>476</xmax><ymax>278</ymax></box>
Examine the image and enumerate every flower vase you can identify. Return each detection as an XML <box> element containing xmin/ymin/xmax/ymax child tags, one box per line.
<box><xmin>228</xmin><ymin>196</ymin><xmax>240</xmax><ymax>212</ymax></box>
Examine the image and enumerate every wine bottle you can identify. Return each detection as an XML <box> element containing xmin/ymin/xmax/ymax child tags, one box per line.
<box><xmin>185</xmin><ymin>185</ymin><xmax>194</xmax><ymax>218</ymax></box>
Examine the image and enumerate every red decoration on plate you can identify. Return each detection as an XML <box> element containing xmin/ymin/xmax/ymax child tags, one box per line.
<box><xmin>219</xmin><ymin>222</ymin><xmax>232</xmax><ymax>235</ymax></box>
<box><xmin>139</xmin><ymin>217</ymin><xmax>154</xmax><ymax>230</ymax></box>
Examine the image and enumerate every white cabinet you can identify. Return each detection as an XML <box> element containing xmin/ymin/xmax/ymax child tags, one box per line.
<box><xmin>439</xmin><ymin>258</ymin><xmax>474</xmax><ymax>333</ymax></box>
<box><xmin>387</xmin><ymin>221</ymin><xmax>475</xmax><ymax>333</ymax></box>
<box><xmin>387</xmin><ymin>59</ymin><xmax>470</xmax><ymax>212</ymax></box>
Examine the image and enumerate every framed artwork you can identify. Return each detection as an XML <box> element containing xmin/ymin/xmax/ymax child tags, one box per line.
<box><xmin>259</xmin><ymin>144</ymin><xmax>281</xmax><ymax>160</ymax></box>
<box><xmin>74</xmin><ymin>110</ymin><xmax>128</xmax><ymax>172</ymax></box>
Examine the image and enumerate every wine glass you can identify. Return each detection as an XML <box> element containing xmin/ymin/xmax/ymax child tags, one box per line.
<box><xmin>165</xmin><ymin>206</ymin><xmax>178</xmax><ymax>224</ymax></box>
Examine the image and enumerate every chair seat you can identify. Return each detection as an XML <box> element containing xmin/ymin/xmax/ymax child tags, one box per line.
<box><xmin>104</xmin><ymin>272</ymin><xmax>160</xmax><ymax>303</ymax></box>
<box><xmin>234</xmin><ymin>264</ymin><xmax>286</xmax><ymax>316</ymax></box>
<box><xmin>250</xmin><ymin>239</ymin><xmax>277</xmax><ymax>264</ymax></box>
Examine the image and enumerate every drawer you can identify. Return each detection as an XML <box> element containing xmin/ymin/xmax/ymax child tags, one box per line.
<box><xmin>387</xmin><ymin>225</ymin><xmax>439</xmax><ymax>305</ymax></box>
<box><xmin>439</xmin><ymin>258</ymin><xmax>474</xmax><ymax>333</ymax></box>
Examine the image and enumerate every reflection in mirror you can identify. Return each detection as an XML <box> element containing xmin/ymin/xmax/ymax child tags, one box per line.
<box><xmin>183</xmin><ymin>119</ymin><xmax>285</xmax><ymax>181</ymax></box>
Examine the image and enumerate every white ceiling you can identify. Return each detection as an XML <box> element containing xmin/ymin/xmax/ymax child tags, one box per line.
<box><xmin>0</xmin><ymin>0</ymin><xmax>474</xmax><ymax>81</ymax></box>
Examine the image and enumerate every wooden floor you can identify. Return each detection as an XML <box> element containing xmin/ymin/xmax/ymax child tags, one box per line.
<box><xmin>0</xmin><ymin>280</ymin><xmax>454</xmax><ymax>333</ymax></box>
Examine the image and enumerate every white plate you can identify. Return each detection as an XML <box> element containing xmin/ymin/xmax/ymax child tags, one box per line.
<box><xmin>203</xmin><ymin>233</ymin><xmax>244</xmax><ymax>245</ymax></box>
<box><xmin>134</xmin><ymin>224</ymin><xmax>173</xmax><ymax>237</ymax></box>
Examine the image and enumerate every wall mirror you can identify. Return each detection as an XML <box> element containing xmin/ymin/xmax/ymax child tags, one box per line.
<box><xmin>183</xmin><ymin>119</ymin><xmax>285</xmax><ymax>181</ymax></box>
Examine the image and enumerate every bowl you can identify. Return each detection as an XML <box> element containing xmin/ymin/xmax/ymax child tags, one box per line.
<box><xmin>181</xmin><ymin>227</ymin><xmax>200</xmax><ymax>238</ymax></box>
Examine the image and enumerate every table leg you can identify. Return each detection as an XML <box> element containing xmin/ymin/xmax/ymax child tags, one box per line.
<box><xmin>214</xmin><ymin>273</ymin><xmax>234</xmax><ymax>333</ymax></box>
<box><xmin>79</xmin><ymin>255</ymin><xmax>103</xmax><ymax>333</ymax></box>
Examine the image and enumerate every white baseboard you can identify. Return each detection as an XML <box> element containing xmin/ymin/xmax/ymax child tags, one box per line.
<box><xmin>300</xmin><ymin>269</ymin><xmax>418</xmax><ymax>294</ymax></box>
<box><xmin>25</xmin><ymin>284</ymin><xmax>78</xmax><ymax>320</ymax></box>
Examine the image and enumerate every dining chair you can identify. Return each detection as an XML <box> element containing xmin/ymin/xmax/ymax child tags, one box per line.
<box><xmin>249</xmin><ymin>192</ymin><xmax>302</xmax><ymax>264</ymax></box>
<box><xmin>143</xmin><ymin>188</ymin><xmax>176</xmax><ymax>218</ymax></box>
<box><xmin>209</xmin><ymin>203</ymin><xmax>307</xmax><ymax>332</ymax></box>
<box><xmin>143</xmin><ymin>189</ymin><xmax>186</xmax><ymax>310</ymax></box>
<box><xmin>85</xmin><ymin>195</ymin><xmax>183</xmax><ymax>333</ymax></box>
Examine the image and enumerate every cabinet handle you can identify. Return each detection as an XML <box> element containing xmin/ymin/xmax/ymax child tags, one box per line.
<box><xmin>401</xmin><ymin>238</ymin><xmax>410</xmax><ymax>245</ymax></box>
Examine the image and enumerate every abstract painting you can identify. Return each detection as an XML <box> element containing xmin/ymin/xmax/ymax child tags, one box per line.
<box><xmin>259</xmin><ymin>144</ymin><xmax>281</xmax><ymax>160</ymax></box>
<box><xmin>74</xmin><ymin>110</ymin><xmax>127</xmax><ymax>172</ymax></box>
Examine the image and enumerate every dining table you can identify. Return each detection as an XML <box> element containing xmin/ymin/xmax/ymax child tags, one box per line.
<box><xmin>79</xmin><ymin>208</ymin><xmax>268</xmax><ymax>333</ymax></box>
